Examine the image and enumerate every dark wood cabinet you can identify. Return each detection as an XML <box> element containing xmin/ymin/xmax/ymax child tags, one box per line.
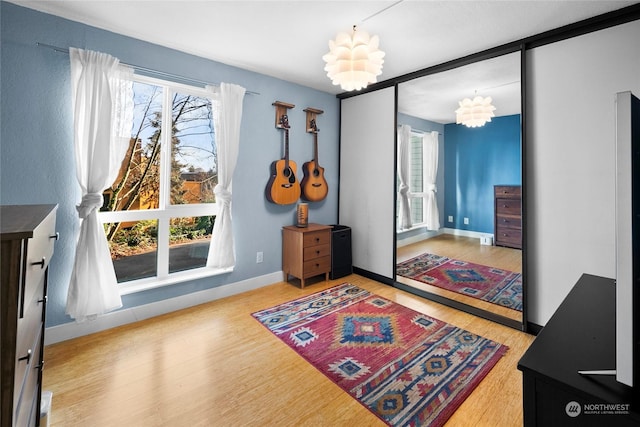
<box><xmin>518</xmin><ymin>274</ymin><xmax>640</xmax><ymax>426</ymax></box>
<box><xmin>1</xmin><ymin>204</ymin><xmax>57</xmax><ymax>427</ymax></box>
<box><xmin>494</xmin><ymin>185</ymin><xmax>522</xmax><ymax>249</ymax></box>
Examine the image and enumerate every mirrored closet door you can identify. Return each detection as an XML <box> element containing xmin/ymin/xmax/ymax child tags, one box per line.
<box><xmin>394</xmin><ymin>49</ymin><xmax>525</xmax><ymax>328</ymax></box>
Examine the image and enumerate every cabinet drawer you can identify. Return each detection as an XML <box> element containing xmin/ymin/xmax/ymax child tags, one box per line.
<box><xmin>21</xmin><ymin>211</ymin><xmax>56</xmax><ymax>317</ymax></box>
<box><xmin>303</xmin><ymin>243</ymin><xmax>330</xmax><ymax>261</ymax></box>
<box><xmin>496</xmin><ymin>214</ymin><xmax>521</xmax><ymax>229</ymax></box>
<box><xmin>14</xmin><ymin>330</ymin><xmax>42</xmax><ymax>427</ymax></box>
<box><xmin>496</xmin><ymin>227</ymin><xmax>522</xmax><ymax>247</ymax></box>
<box><xmin>303</xmin><ymin>256</ymin><xmax>331</xmax><ymax>278</ymax></box>
<box><xmin>495</xmin><ymin>186</ymin><xmax>521</xmax><ymax>198</ymax></box>
<box><xmin>495</xmin><ymin>198</ymin><xmax>521</xmax><ymax>216</ymax></box>
<box><xmin>15</xmin><ymin>273</ymin><xmax>45</xmax><ymax>396</ymax></box>
<box><xmin>303</xmin><ymin>231</ymin><xmax>330</xmax><ymax>247</ymax></box>
<box><xmin>15</xmin><ymin>275</ymin><xmax>46</xmax><ymax>369</ymax></box>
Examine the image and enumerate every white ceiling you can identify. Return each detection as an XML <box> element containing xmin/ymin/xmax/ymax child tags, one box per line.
<box><xmin>9</xmin><ymin>0</ymin><xmax>639</xmax><ymax>122</ymax></box>
<box><xmin>399</xmin><ymin>51</ymin><xmax>522</xmax><ymax>123</ymax></box>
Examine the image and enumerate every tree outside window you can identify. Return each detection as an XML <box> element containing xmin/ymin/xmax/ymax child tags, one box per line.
<box><xmin>100</xmin><ymin>77</ymin><xmax>218</xmax><ymax>285</ymax></box>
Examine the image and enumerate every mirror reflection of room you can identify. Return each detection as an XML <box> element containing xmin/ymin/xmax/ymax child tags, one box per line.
<box><xmin>395</xmin><ymin>52</ymin><xmax>522</xmax><ymax>323</ymax></box>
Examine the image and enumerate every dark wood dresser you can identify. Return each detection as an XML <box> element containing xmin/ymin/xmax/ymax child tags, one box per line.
<box><xmin>1</xmin><ymin>204</ymin><xmax>58</xmax><ymax>427</ymax></box>
<box><xmin>494</xmin><ymin>185</ymin><xmax>522</xmax><ymax>249</ymax></box>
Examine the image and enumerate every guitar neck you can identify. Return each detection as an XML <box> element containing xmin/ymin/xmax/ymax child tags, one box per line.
<box><xmin>313</xmin><ymin>131</ymin><xmax>319</xmax><ymax>163</ymax></box>
<box><xmin>284</xmin><ymin>128</ymin><xmax>290</xmax><ymax>168</ymax></box>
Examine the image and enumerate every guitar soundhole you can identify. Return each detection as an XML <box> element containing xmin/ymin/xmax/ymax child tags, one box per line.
<box><xmin>282</xmin><ymin>167</ymin><xmax>296</xmax><ymax>184</ymax></box>
<box><xmin>313</xmin><ymin>168</ymin><xmax>320</xmax><ymax>177</ymax></box>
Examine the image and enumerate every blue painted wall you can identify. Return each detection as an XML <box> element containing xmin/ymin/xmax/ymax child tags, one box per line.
<box><xmin>0</xmin><ymin>3</ymin><xmax>340</xmax><ymax>327</ymax></box>
<box><xmin>443</xmin><ymin>114</ymin><xmax>521</xmax><ymax>233</ymax></box>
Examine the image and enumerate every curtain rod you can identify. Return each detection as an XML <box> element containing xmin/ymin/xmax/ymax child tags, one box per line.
<box><xmin>36</xmin><ymin>42</ymin><xmax>259</xmax><ymax>95</ymax></box>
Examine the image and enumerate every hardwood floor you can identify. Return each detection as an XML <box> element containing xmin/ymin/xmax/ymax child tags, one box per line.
<box><xmin>397</xmin><ymin>234</ymin><xmax>523</xmax><ymax>322</ymax></box>
<box><xmin>43</xmin><ymin>274</ymin><xmax>534</xmax><ymax>426</ymax></box>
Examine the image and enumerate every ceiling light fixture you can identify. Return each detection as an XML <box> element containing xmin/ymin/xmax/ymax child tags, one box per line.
<box><xmin>322</xmin><ymin>25</ymin><xmax>385</xmax><ymax>92</ymax></box>
<box><xmin>455</xmin><ymin>95</ymin><xmax>496</xmax><ymax>128</ymax></box>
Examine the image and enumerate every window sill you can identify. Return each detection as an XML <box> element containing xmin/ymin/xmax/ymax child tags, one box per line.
<box><xmin>118</xmin><ymin>266</ymin><xmax>233</xmax><ymax>295</ymax></box>
<box><xmin>396</xmin><ymin>223</ymin><xmax>433</xmax><ymax>235</ymax></box>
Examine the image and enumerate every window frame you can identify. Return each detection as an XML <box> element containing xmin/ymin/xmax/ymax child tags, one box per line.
<box><xmin>405</xmin><ymin>131</ymin><xmax>430</xmax><ymax>229</ymax></box>
<box><xmin>99</xmin><ymin>74</ymin><xmax>226</xmax><ymax>295</ymax></box>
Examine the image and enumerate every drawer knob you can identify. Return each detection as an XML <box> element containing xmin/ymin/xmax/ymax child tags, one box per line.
<box><xmin>50</xmin><ymin>232</ymin><xmax>60</xmax><ymax>241</ymax></box>
<box><xmin>32</xmin><ymin>257</ymin><xmax>46</xmax><ymax>269</ymax></box>
<box><xmin>18</xmin><ymin>349</ymin><xmax>32</xmax><ymax>364</ymax></box>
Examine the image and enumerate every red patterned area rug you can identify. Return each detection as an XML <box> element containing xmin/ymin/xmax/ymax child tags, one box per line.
<box><xmin>397</xmin><ymin>253</ymin><xmax>522</xmax><ymax>312</ymax></box>
<box><xmin>252</xmin><ymin>283</ymin><xmax>508</xmax><ymax>426</ymax></box>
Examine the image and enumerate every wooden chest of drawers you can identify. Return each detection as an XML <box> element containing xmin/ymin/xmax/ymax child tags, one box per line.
<box><xmin>494</xmin><ymin>185</ymin><xmax>522</xmax><ymax>249</ymax></box>
<box><xmin>1</xmin><ymin>204</ymin><xmax>58</xmax><ymax>427</ymax></box>
<box><xmin>282</xmin><ymin>223</ymin><xmax>331</xmax><ymax>288</ymax></box>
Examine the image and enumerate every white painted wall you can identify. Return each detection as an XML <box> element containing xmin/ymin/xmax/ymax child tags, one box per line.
<box><xmin>340</xmin><ymin>87</ymin><xmax>396</xmax><ymax>279</ymax></box>
<box><xmin>527</xmin><ymin>20</ymin><xmax>640</xmax><ymax>325</ymax></box>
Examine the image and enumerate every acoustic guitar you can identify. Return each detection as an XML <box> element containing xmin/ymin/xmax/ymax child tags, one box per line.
<box><xmin>301</xmin><ymin>119</ymin><xmax>328</xmax><ymax>201</ymax></box>
<box><xmin>266</xmin><ymin>115</ymin><xmax>301</xmax><ymax>205</ymax></box>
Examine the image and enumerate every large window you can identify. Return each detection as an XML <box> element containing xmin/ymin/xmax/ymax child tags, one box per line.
<box><xmin>99</xmin><ymin>75</ymin><xmax>218</xmax><ymax>293</ymax></box>
<box><xmin>397</xmin><ymin>132</ymin><xmax>429</xmax><ymax>228</ymax></box>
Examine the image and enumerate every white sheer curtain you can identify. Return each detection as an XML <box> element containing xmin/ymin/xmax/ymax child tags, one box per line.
<box><xmin>397</xmin><ymin>124</ymin><xmax>413</xmax><ymax>230</ymax></box>
<box><xmin>424</xmin><ymin>131</ymin><xmax>440</xmax><ymax>230</ymax></box>
<box><xmin>66</xmin><ymin>48</ymin><xmax>133</xmax><ymax>322</ymax></box>
<box><xmin>206</xmin><ymin>83</ymin><xmax>246</xmax><ymax>268</ymax></box>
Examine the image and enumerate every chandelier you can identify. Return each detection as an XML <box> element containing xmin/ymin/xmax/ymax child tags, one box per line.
<box><xmin>455</xmin><ymin>95</ymin><xmax>496</xmax><ymax>128</ymax></box>
<box><xmin>322</xmin><ymin>25</ymin><xmax>385</xmax><ymax>92</ymax></box>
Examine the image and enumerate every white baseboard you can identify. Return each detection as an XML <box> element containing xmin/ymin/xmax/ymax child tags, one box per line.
<box><xmin>44</xmin><ymin>271</ymin><xmax>283</xmax><ymax>345</ymax></box>
<box><xmin>396</xmin><ymin>229</ymin><xmax>442</xmax><ymax>248</ymax></box>
<box><xmin>397</xmin><ymin>228</ymin><xmax>493</xmax><ymax>247</ymax></box>
<box><xmin>442</xmin><ymin>228</ymin><xmax>494</xmax><ymax>241</ymax></box>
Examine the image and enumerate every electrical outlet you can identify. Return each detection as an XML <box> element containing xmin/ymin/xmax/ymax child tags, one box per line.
<box><xmin>448</xmin><ymin>215</ymin><xmax>453</xmax><ymax>223</ymax></box>
<box><xmin>256</xmin><ymin>251</ymin><xmax>263</xmax><ymax>263</ymax></box>
<box><xmin>463</xmin><ymin>217</ymin><xmax>469</xmax><ymax>225</ymax></box>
